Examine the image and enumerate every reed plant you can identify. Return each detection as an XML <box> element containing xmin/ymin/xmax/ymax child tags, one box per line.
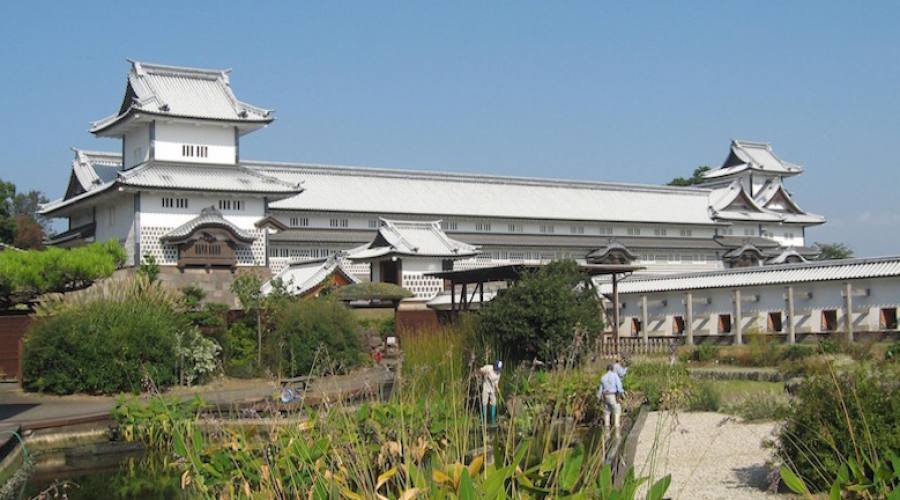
<box><xmin>114</xmin><ymin>322</ymin><xmax>671</xmax><ymax>498</ymax></box>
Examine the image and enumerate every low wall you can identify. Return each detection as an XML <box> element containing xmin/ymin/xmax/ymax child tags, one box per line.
<box><xmin>0</xmin><ymin>312</ymin><xmax>32</xmax><ymax>381</ymax></box>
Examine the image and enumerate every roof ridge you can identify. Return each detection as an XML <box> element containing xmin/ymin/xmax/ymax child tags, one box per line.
<box><xmin>244</xmin><ymin>160</ymin><xmax>712</xmax><ymax>195</ymax></box>
<box><xmin>128</xmin><ymin>59</ymin><xmax>228</xmax><ymax>79</ymax></box>
<box><xmin>620</xmin><ymin>255</ymin><xmax>900</xmax><ymax>283</ymax></box>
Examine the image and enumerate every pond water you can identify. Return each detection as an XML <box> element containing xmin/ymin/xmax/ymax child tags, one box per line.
<box><xmin>22</xmin><ymin>442</ymin><xmax>186</xmax><ymax>499</ymax></box>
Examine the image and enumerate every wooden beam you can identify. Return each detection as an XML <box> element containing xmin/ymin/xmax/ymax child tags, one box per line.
<box><xmin>685</xmin><ymin>292</ymin><xmax>694</xmax><ymax>345</ymax></box>
<box><xmin>612</xmin><ymin>274</ymin><xmax>620</xmax><ymax>347</ymax></box>
<box><xmin>733</xmin><ymin>289</ymin><xmax>743</xmax><ymax>345</ymax></box>
<box><xmin>844</xmin><ymin>282</ymin><xmax>854</xmax><ymax>342</ymax></box>
<box><xmin>785</xmin><ymin>286</ymin><xmax>795</xmax><ymax>344</ymax></box>
<box><xmin>641</xmin><ymin>295</ymin><xmax>649</xmax><ymax>343</ymax></box>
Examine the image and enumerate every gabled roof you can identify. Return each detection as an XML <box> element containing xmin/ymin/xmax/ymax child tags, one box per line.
<box><xmin>261</xmin><ymin>254</ymin><xmax>360</xmax><ymax>297</ymax></box>
<box><xmin>708</xmin><ymin>181</ymin><xmax>783</xmax><ymax>222</ymax></box>
<box><xmin>91</xmin><ymin>60</ymin><xmax>273</xmax><ymax>135</ymax></box>
<box><xmin>346</xmin><ymin>218</ymin><xmax>479</xmax><ymax>260</ymax></box>
<box><xmin>766</xmin><ymin>248</ymin><xmax>808</xmax><ymax>265</ymax></box>
<box><xmin>40</xmin><ymin>151</ymin><xmax>303</xmax><ymax>216</ymax></box>
<box><xmin>754</xmin><ymin>178</ymin><xmax>825</xmax><ymax>225</ymax></box>
<box><xmin>161</xmin><ymin>206</ymin><xmax>255</xmax><ymax>244</ymax></box>
<box><xmin>253</xmin><ymin>160</ymin><xmax>718</xmax><ymax>225</ymax></box>
<box><xmin>598</xmin><ymin>256</ymin><xmax>900</xmax><ymax>295</ymax></box>
<box><xmin>586</xmin><ymin>242</ymin><xmax>638</xmax><ymax>263</ymax></box>
<box><xmin>703</xmin><ymin>140</ymin><xmax>803</xmax><ymax>180</ymax></box>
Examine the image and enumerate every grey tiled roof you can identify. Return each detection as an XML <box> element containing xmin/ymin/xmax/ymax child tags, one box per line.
<box><xmin>161</xmin><ymin>206</ymin><xmax>255</xmax><ymax>243</ymax></box>
<box><xmin>91</xmin><ymin>61</ymin><xmax>273</xmax><ymax>133</ymax></box>
<box><xmin>347</xmin><ymin>219</ymin><xmax>479</xmax><ymax>260</ymax></box>
<box><xmin>598</xmin><ymin>256</ymin><xmax>900</xmax><ymax>295</ymax></box>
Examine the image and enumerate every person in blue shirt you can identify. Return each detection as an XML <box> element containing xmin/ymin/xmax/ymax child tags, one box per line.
<box><xmin>597</xmin><ymin>364</ymin><xmax>624</xmax><ymax>433</ymax></box>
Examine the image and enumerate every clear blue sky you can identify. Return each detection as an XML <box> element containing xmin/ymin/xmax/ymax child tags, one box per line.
<box><xmin>1</xmin><ymin>2</ymin><xmax>898</xmax><ymax>255</ymax></box>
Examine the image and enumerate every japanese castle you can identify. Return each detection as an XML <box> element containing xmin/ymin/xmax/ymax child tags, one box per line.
<box><xmin>40</xmin><ymin>61</ymin><xmax>826</xmax><ymax>299</ymax></box>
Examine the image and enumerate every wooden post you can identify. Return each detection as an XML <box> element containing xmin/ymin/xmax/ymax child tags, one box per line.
<box><xmin>612</xmin><ymin>274</ymin><xmax>620</xmax><ymax>347</ymax></box>
<box><xmin>685</xmin><ymin>292</ymin><xmax>694</xmax><ymax>345</ymax></box>
<box><xmin>786</xmin><ymin>286</ymin><xmax>795</xmax><ymax>344</ymax></box>
<box><xmin>641</xmin><ymin>295</ymin><xmax>649</xmax><ymax>344</ymax></box>
<box><xmin>844</xmin><ymin>282</ymin><xmax>854</xmax><ymax>343</ymax></box>
<box><xmin>461</xmin><ymin>283</ymin><xmax>468</xmax><ymax>311</ymax></box>
<box><xmin>733</xmin><ymin>289</ymin><xmax>743</xmax><ymax>345</ymax></box>
<box><xmin>450</xmin><ymin>281</ymin><xmax>456</xmax><ymax>314</ymax></box>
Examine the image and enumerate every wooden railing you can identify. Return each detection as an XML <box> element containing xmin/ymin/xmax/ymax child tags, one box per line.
<box><xmin>599</xmin><ymin>336</ymin><xmax>681</xmax><ymax>357</ymax></box>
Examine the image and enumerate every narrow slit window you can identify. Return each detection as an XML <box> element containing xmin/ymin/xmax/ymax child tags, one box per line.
<box><xmin>673</xmin><ymin>316</ymin><xmax>685</xmax><ymax>335</ymax></box>
<box><xmin>718</xmin><ymin>314</ymin><xmax>732</xmax><ymax>334</ymax></box>
<box><xmin>880</xmin><ymin>308</ymin><xmax>898</xmax><ymax>330</ymax></box>
<box><xmin>821</xmin><ymin>310</ymin><xmax>838</xmax><ymax>331</ymax></box>
<box><xmin>768</xmin><ymin>312</ymin><xmax>783</xmax><ymax>332</ymax></box>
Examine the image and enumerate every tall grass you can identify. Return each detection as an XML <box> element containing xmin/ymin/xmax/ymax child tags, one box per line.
<box><xmin>112</xmin><ymin>321</ymin><xmax>671</xmax><ymax>498</ymax></box>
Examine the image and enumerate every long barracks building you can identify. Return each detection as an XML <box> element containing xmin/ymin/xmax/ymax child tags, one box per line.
<box><xmin>40</xmin><ymin>61</ymin><xmax>827</xmax><ymax>299</ymax></box>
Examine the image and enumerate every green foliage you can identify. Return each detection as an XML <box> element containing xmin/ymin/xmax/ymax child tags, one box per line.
<box><xmin>814</xmin><ymin>241</ymin><xmax>854</xmax><ymax>260</ymax></box>
<box><xmin>886</xmin><ymin>342</ymin><xmax>900</xmax><ymax>363</ymax></box>
<box><xmin>23</xmin><ymin>294</ymin><xmax>186</xmax><ymax>394</ymax></box>
<box><xmin>113</xmin><ymin>395</ymin><xmax>203</xmax><ymax>449</ymax></box>
<box><xmin>0</xmin><ymin>179</ymin><xmax>16</xmax><ymax>244</ymax></box>
<box><xmin>272</xmin><ymin>298</ymin><xmax>364</xmax><ymax>376</ymax></box>
<box><xmin>626</xmin><ymin>361</ymin><xmax>693</xmax><ymax>410</ymax></box>
<box><xmin>333</xmin><ymin>281</ymin><xmax>413</xmax><ymax>302</ymax></box>
<box><xmin>723</xmin><ymin>392</ymin><xmax>790</xmax><ymax>421</ymax></box>
<box><xmin>220</xmin><ymin>318</ymin><xmax>260</xmax><ymax>378</ymax></box>
<box><xmin>0</xmin><ymin>239</ymin><xmax>125</xmax><ymax>308</ymax></box>
<box><xmin>175</xmin><ymin>327</ymin><xmax>221</xmax><ymax>385</ymax></box>
<box><xmin>667</xmin><ymin>165</ymin><xmax>711</xmax><ymax>186</ymax></box>
<box><xmin>137</xmin><ymin>253</ymin><xmax>160</xmax><ymax>282</ymax></box>
<box><xmin>477</xmin><ymin>260</ymin><xmax>604</xmax><ymax>364</ymax></box>
<box><xmin>688</xmin><ymin>381</ymin><xmax>721</xmax><ymax>412</ymax></box>
<box><xmin>781</xmin><ymin>453</ymin><xmax>900</xmax><ymax>499</ymax></box>
<box><xmin>777</xmin><ymin>363</ymin><xmax>900</xmax><ymax>492</ymax></box>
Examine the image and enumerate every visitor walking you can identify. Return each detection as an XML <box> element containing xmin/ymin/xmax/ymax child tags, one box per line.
<box><xmin>479</xmin><ymin>361</ymin><xmax>502</xmax><ymax>425</ymax></box>
<box><xmin>613</xmin><ymin>355</ymin><xmax>628</xmax><ymax>379</ymax></box>
<box><xmin>598</xmin><ymin>364</ymin><xmax>624</xmax><ymax>433</ymax></box>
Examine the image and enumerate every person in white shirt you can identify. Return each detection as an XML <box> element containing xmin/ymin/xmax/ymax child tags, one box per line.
<box><xmin>612</xmin><ymin>355</ymin><xmax>628</xmax><ymax>380</ymax></box>
<box><xmin>598</xmin><ymin>364</ymin><xmax>624</xmax><ymax>433</ymax></box>
<box><xmin>479</xmin><ymin>361</ymin><xmax>502</xmax><ymax>425</ymax></box>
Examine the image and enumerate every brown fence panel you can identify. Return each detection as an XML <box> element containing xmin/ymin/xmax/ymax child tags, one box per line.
<box><xmin>0</xmin><ymin>313</ymin><xmax>33</xmax><ymax>381</ymax></box>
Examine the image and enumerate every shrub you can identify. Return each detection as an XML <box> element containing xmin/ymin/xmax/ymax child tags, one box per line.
<box><xmin>23</xmin><ymin>297</ymin><xmax>187</xmax><ymax>394</ymax></box>
<box><xmin>477</xmin><ymin>260</ymin><xmax>603</xmax><ymax>364</ymax></box>
<box><xmin>886</xmin><ymin>342</ymin><xmax>900</xmax><ymax>363</ymax></box>
<box><xmin>723</xmin><ymin>392</ymin><xmax>790</xmax><ymax>421</ymax></box>
<box><xmin>175</xmin><ymin>327</ymin><xmax>221</xmax><ymax>385</ymax></box>
<box><xmin>220</xmin><ymin>318</ymin><xmax>260</xmax><ymax>378</ymax></box>
<box><xmin>688</xmin><ymin>381</ymin><xmax>721</xmax><ymax>412</ymax></box>
<box><xmin>777</xmin><ymin>363</ymin><xmax>900</xmax><ymax>491</ymax></box>
<box><xmin>779</xmin><ymin>344</ymin><xmax>815</xmax><ymax>361</ymax></box>
<box><xmin>272</xmin><ymin>298</ymin><xmax>364</xmax><ymax>377</ymax></box>
<box><xmin>694</xmin><ymin>344</ymin><xmax>719</xmax><ymax>362</ymax></box>
<box><xmin>626</xmin><ymin>361</ymin><xmax>692</xmax><ymax>410</ymax></box>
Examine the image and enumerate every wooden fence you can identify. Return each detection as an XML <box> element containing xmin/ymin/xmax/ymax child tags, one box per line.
<box><xmin>0</xmin><ymin>312</ymin><xmax>33</xmax><ymax>381</ymax></box>
<box><xmin>599</xmin><ymin>336</ymin><xmax>681</xmax><ymax>357</ymax></box>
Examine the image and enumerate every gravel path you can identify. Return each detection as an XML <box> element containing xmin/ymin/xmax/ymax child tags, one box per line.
<box><xmin>632</xmin><ymin>411</ymin><xmax>788</xmax><ymax>500</ymax></box>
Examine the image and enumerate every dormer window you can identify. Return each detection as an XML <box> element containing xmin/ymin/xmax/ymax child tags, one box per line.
<box><xmin>182</xmin><ymin>145</ymin><xmax>209</xmax><ymax>158</ymax></box>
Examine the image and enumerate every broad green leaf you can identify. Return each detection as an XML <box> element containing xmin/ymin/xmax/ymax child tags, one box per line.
<box><xmin>647</xmin><ymin>474</ymin><xmax>671</xmax><ymax>500</ymax></box>
<box><xmin>458</xmin><ymin>468</ymin><xmax>476</xmax><ymax>500</ymax></box>
<box><xmin>468</xmin><ymin>454</ymin><xmax>485</xmax><ymax>477</ymax></box>
<box><xmin>560</xmin><ymin>446</ymin><xmax>583</xmax><ymax>491</ymax></box>
<box><xmin>780</xmin><ymin>466</ymin><xmax>810</xmax><ymax>495</ymax></box>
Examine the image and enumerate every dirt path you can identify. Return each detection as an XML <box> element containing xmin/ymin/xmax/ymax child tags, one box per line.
<box><xmin>632</xmin><ymin>411</ymin><xmax>788</xmax><ymax>500</ymax></box>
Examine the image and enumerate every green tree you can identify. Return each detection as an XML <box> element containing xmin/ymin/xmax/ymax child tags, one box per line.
<box><xmin>667</xmin><ymin>165</ymin><xmax>711</xmax><ymax>186</ymax></box>
<box><xmin>0</xmin><ymin>180</ymin><xmax>15</xmax><ymax>244</ymax></box>
<box><xmin>0</xmin><ymin>240</ymin><xmax>126</xmax><ymax>309</ymax></box>
<box><xmin>273</xmin><ymin>297</ymin><xmax>363</xmax><ymax>376</ymax></box>
<box><xmin>231</xmin><ymin>270</ymin><xmax>265</xmax><ymax>366</ymax></box>
<box><xmin>814</xmin><ymin>242</ymin><xmax>853</xmax><ymax>260</ymax></box>
<box><xmin>477</xmin><ymin>259</ymin><xmax>604</xmax><ymax>364</ymax></box>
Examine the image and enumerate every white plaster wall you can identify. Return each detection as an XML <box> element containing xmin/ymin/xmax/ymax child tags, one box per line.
<box><xmin>138</xmin><ymin>192</ymin><xmax>266</xmax><ymax>266</ymax></box>
<box><xmin>123</xmin><ymin>127</ymin><xmax>150</xmax><ymax>169</ymax></box>
<box><xmin>94</xmin><ymin>193</ymin><xmax>137</xmax><ymax>265</ymax></box>
<box><xmin>140</xmin><ymin>192</ymin><xmax>264</xmax><ymax>229</ymax></box>
<box><xmin>614</xmin><ymin>277</ymin><xmax>900</xmax><ymax>337</ymax></box>
<box><xmin>154</xmin><ymin>122</ymin><xmax>235</xmax><ymax>165</ymax></box>
<box><xmin>70</xmin><ymin>210</ymin><xmax>93</xmax><ymax>228</ymax></box>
